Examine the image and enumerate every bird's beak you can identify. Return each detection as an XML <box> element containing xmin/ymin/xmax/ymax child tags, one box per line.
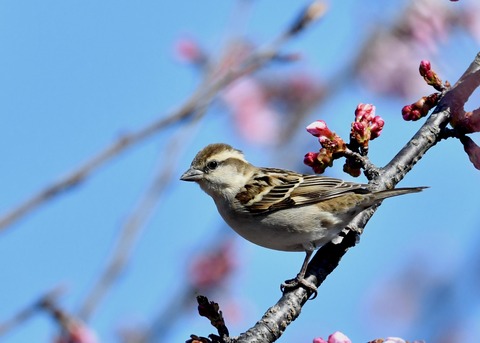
<box><xmin>180</xmin><ymin>168</ymin><xmax>204</xmax><ymax>182</ymax></box>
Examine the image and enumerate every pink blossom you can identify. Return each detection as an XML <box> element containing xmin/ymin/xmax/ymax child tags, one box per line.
<box><xmin>189</xmin><ymin>239</ymin><xmax>236</xmax><ymax>290</ymax></box>
<box><xmin>306</xmin><ymin>120</ymin><xmax>333</xmax><ymax>138</ymax></box>
<box><xmin>222</xmin><ymin>77</ymin><xmax>280</xmax><ymax>145</ymax></box>
<box><xmin>370</xmin><ymin>116</ymin><xmax>385</xmax><ymax>139</ymax></box>
<box><xmin>313</xmin><ymin>338</ymin><xmax>328</xmax><ymax>343</ymax></box>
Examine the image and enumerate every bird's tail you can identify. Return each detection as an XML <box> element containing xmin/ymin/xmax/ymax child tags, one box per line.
<box><xmin>374</xmin><ymin>186</ymin><xmax>427</xmax><ymax>201</ymax></box>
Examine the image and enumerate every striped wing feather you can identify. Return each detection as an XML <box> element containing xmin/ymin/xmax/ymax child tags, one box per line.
<box><xmin>237</xmin><ymin>168</ymin><xmax>369</xmax><ymax>214</ymax></box>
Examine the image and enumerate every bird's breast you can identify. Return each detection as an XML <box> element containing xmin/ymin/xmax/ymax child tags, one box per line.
<box><xmin>213</xmin><ymin>200</ymin><xmax>345</xmax><ymax>252</ymax></box>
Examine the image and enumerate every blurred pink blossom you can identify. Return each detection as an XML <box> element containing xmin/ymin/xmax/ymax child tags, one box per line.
<box><xmin>174</xmin><ymin>37</ymin><xmax>204</xmax><ymax>64</ymax></box>
<box><xmin>222</xmin><ymin>77</ymin><xmax>280</xmax><ymax>145</ymax></box>
<box><xmin>355</xmin><ymin>0</ymin><xmax>480</xmax><ymax>98</ymax></box>
<box><xmin>189</xmin><ymin>239</ymin><xmax>236</xmax><ymax>290</ymax></box>
<box><xmin>55</xmin><ymin>323</ymin><xmax>98</xmax><ymax>343</ymax></box>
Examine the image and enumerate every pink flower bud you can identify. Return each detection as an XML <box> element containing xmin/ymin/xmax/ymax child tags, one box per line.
<box><xmin>418</xmin><ymin>60</ymin><xmax>443</xmax><ymax>91</ymax></box>
<box><xmin>328</xmin><ymin>331</ymin><xmax>352</xmax><ymax>343</ymax></box>
<box><xmin>419</xmin><ymin>60</ymin><xmax>431</xmax><ymax>76</ymax></box>
<box><xmin>304</xmin><ymin>152</ymin><xmax>319</xmax><ymax>166</ymax></box>
<box><xmin>352</xmin><ymin>121</ymin><xmax>366</xmax><ymax>136</ymax></box>
<box><xmin>304</xmin><ymin>149</ymin><xmax>333</xmax><ymax>174</ymax></box>
<box><xmin>401</xmin><ymin>105</ymin><xmax>412</xmax><ymax>120</ymax></box>
<box><xmin>370</xmin><ymin>116</ymin><xmax>385</xmax><ymax>139</ymax></box>
<box><xmin>355</xmin><ymin>103</ymin><xmax>376</xmax><ymax>122</ymax></box>
<box><xmin>306</xmin><ymin>120</ymin><xmax>333</xmax><ymax>138</ymax></box>
<box><xmin>402</xmin><ymin>104</ymin><xmax>423</xmax><ymax>121</ymax></box>
<box><xmin>402</xmin><ymin>93</ymin><xmax>440</xmax><ymax>122</ymax></box>
<box><xmin>313</xmin><ymin>338</ymin><xmax>328</xmax><ymax>343</ymax></box>
<box><xmin>351</xmin><ymin>121</ymin><xmax>370</xmax><ymax>148</ymax></box>
<box><xmin>318</xmin><ymin>135</ymin><xmax>330</xmax><ymax>145</ymax></box>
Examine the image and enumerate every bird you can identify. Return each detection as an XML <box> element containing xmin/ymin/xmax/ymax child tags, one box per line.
<box><xmin>180</xmin><ymin>143</ymin><xmax>424</xmax><ymax>296</ymax></box>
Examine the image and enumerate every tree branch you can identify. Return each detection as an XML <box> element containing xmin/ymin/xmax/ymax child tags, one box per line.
<box><xmin>232</xmin><ymin>52</ymin><xmax>480</xmax><ymax>343</ymax></box>
<box><xmin>0</xmin><ymin>1</ymin><xmax>326</xmax><ymax>232</ymax></box>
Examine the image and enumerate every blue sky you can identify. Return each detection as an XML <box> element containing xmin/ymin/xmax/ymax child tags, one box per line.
<box><xmin>1</xmin><ymin>1</ymin><xmax>480</xmax><ymax>342</ymax></box>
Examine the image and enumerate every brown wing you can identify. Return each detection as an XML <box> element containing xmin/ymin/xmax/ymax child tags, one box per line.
<box><xmin>235</xmin><ymin>168</ymin><xmax>369</xmax><ymax>214</ymax></box>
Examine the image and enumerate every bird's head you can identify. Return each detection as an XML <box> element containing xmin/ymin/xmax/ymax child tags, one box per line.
<box><xmin>180</xmin><ymin>143</ymin><xmax>254</xmax><ymax>200</ymax></box>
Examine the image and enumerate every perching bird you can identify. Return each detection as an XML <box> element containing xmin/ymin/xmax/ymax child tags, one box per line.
<box><xmin>180</xmin><ymin>143</ymin><xmax>424</xmax><ymax>295</ymax></box>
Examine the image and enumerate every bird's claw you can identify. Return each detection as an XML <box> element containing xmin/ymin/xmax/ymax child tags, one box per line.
<box><xmin>281</xmin><ymin>276</ymin><xmax>318</xmax><ymax>300</ymax></box>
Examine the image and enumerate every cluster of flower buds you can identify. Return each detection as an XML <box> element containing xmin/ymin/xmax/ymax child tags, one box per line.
<box><xmin>351</xmin><ymin>104</ymin><xmax>385</xmax><ymax>150</ymax></box>
<box><xmin>419</xmin><ymin>60</ymin><xmax>444</xmax><ymax>92</ymax></box>
<box><xmin>304</xmin><ymin>120</ymin><xmax>346</xmax><ymax>174</ymax></box>
<box><xmin>401</xmin><ymin>93</ymin><xmax>439</xmax><ymax>121</ymax></box>
<box><xmin>304</xmin><ymin>104</ymin><xmax>385</xmax><ymax>176</ymax></box>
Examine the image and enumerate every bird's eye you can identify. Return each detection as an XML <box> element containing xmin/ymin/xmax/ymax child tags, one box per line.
<box><xmin>206</xmin><ymin>160</ymin><xmax>218</xmax><ymax>171</ymax></box>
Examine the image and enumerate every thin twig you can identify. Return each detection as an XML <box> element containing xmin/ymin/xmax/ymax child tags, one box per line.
<box><xmin>0</xmin><ymin>286</ymin><xmax>65</xmax><ymax>337</ymax></box>
<box><xmin>0</xmin><ymin>4</ymin><xmax>323</xmax><ymax>232</ymax></box>
<box><xmin>77</xmin><ymin>111</ymin><xmax>203</xmax><ymax>321</ymax></box>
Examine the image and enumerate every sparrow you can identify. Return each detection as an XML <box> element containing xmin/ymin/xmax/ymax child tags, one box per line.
<box><xmin>180</xmin><ymin>143</ymin><xmax>424</xmax><ymax>295</ymax></box>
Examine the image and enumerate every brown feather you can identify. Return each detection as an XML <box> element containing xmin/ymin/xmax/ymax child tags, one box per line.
<box><xmin>236</xmin><ymin>167</ymin><xmax>371</xmax><ymax>214</ymax></box>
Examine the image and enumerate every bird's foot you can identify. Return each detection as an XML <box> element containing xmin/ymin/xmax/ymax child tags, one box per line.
<box><xmin>281</xmin><ymin>275</ymin><xmax>318</xmax><ymax>300</ymax></box>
